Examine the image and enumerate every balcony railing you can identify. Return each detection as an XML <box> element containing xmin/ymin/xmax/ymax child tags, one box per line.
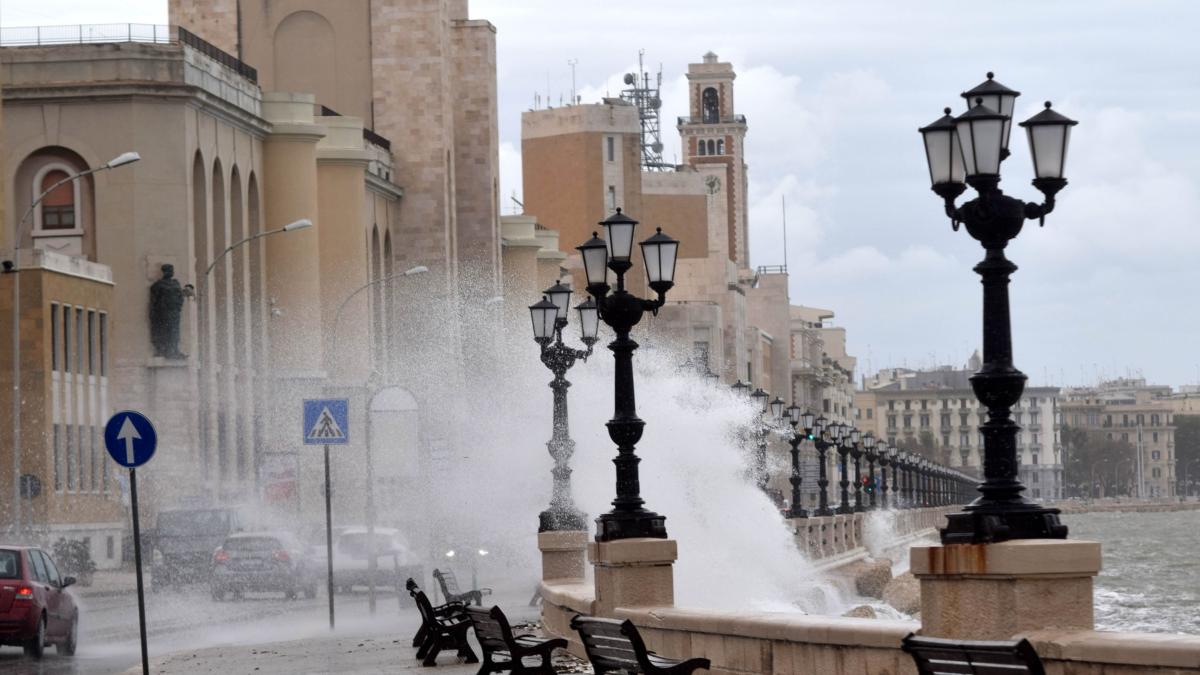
<box><xmin>318</xmin><ymin>105</ymin><xmax>392</xmax><ymax>152</ymax></box>
<box><xmin>0</xmin><ymin>23</ymin><xmax>171</xmax><ymax>47</ymax></box>
<box><xmin>0</xmin><ymin>24</ymin><xmax>258</xmax><ymax>84</ymax></box>
<box><xmin>677</xmin><ymin>114</ymin><xmax>747</xmax><ymax>125</ymax></box>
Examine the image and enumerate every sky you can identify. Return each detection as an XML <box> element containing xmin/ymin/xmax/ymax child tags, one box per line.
<box><xmin>3</xmin><ymin>0</ymin><xmax>1199</xmax><ymax>388</ymax></box>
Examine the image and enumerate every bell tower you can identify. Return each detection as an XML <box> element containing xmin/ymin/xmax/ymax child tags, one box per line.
<box><xmin>679</xmin><ymin>52</ymin><xmax>749</xmax><ymax>269</ymax></box>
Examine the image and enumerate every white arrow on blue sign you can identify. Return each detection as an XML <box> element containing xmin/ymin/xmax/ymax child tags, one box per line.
<box><xmin>104</xmin><ymin>411</ymin><xmax>158</xmax><ymax>468</ymax></box>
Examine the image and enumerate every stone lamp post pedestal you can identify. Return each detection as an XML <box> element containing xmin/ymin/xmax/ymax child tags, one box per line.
<box><xmin>589</xmin><ymin>538</ymin><xmax>677</xmax><ymax>615</ymax></box>
<box><xmin>538</xmin><ymin>530</ymin><xmax>589</xmax><ymax>582</ymax></box>
<box><xmin>912</xmin><ymin>539</ymin><xmax>1101</xmax><ymax>640</ymax></box>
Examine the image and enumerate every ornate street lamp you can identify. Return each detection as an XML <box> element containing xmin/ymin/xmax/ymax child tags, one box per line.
<box><xmin>878</xmin><ymin>442</ymin><xmax>893</xmax><ymax>510</ymax></box>
<box><xmin>529</xmin><ymin>287</ymin><xmax>599</xmax><ymax>532</ymax></box>
<box><xmin>749</xmin><ymin>388</ymin><xmax>771</xmax><ymax>491</ymax></box>
<box><xmin>730</xmin><ymin>380</ymin><xmax>751</xmax><ymax>396</ymax></box>
<box><xmin>863</xmin><ymin>434</ymin><xmax>878</xmax><ymax>510</ymax></box>
<box><xmin>577</xmin><ymin>210</ymin><xmax>680</xmax><ymax>541</ymax></box>
<box><xmin>919</xmin><ymin>74</ymin><xmax>1076</xmax><ymax>544</ymax></box>
<box><xmin>813</xmin><ymin>415</ymin><xmax>834</xmax><ymax>516</ymax></box>
<box><xmin>835</xmin><ymin>424</ymin><xmax>854</xmax><ymax>515</ymax></box>
<box><xmin>784</xmin><ymin>405</ymin><xmax>815</xmax><ymax>519</ymax></box>
<box><xmin>849</xmin><ymin>428</ymin><xmax>865</xmax><ymax>513</ymax></box>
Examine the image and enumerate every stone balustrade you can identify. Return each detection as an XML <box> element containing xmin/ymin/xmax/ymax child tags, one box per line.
<box><xmin>789</xmin><ymin>506</ymin><xmax>959</xmax><ymax>565</ymax></box>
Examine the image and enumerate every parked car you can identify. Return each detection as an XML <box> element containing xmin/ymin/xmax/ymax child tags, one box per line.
<box><xmin>152</xmin><ymin>507</ymin><xmax>241</xmax><ymax>591</ymax></box>
<box><xmin>0</xmin><ymin>546</ymin><xmax>78</xmax><ymax>659</ymax></box>
<box><xmin>209</xmin><ymin>531</ymin><xmax>319</xmax><ymax>601</ymax></box>
<box><xmin>332</xmin><ymin>527</ymin><xmax>422</xmax><ymax>594</ymax></box>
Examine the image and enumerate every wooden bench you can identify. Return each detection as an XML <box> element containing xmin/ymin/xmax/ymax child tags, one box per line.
<box><xmin>570</xmin><ymin>616</ymin><xmax>710</xmax><ymax>675</ymax></box>
<box><xmin>407</xmin><ymin>578</ymin><xmax>466</xmax><ymax>649</ymax></box>
<box><xmin>412</xmin><ymin>587</ymin><xmax>477</xmax><ymax>667</ymax></box>
<box><xmin>901</xmin><ymin>633</ymin><xmax>1046</xmax><ymax>675</ymax></box>
<box><xmin>434</xmin><ymin>568</ymin><xmax>492</xmax><ymax>606</ymax></box>
<box><xmin>465</xmin><ymin>605</ymin><xmax>567</xmax><ymax>675</ymax></box>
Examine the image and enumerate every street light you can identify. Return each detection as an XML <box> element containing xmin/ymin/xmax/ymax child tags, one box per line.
<box><xmin>812</xmin><ymin>415</ymin><xmax>834</xmax><ymax>516</ymax></box>
<box><xmin>577</xmin><ymin>209</ymin><xmax>680</xmax><ymax>541</ymax></box>
<box><xmin>878</xmin><ymin>443</ymin><xmax>895</xmax><ymax>509</ymax></box>
<box><xmin>198</xmin><ymin>218</ymin><xmax>314</xmax><ymax>298</ymax></box>
<box><xmin>862</xmin><ymin>434</ymin><xmax>878</xmax><ymax>510</ymax></box>
<box><xmin>835</xmin><ymin>424</ymin><xmax>854</xmax><ymax>515</ymax></box>
<box><xmin>849</xmin><ymin>427</ymin><xmax>865</xmax><ymax>513</ymax></box>
<box><xmin>748</xmin><ymin>388</ymin><xmax>771</xmax><ymax>491</ymax></box>
<box><xmin>6</xmin><ymin>150</ymin><xmax>140</xmax><ymax>535</ymax></box>
<box><xmin>919</xmin><ymin>73</ymin><xmax>1076</xmax><ymax>545</ymax></box>
<box><xmin>529</xmin><ymin>284</ymin><xmax>598</xmax><ymax>532</ymax></box>
<box><xmin>326</xmin><ymin>264</ymin><xmax>427</xmax><ymax>362</ymax></box>
<box><xmin>784</xmin><ymin>405</ymin><xmax>815</xmax><ymax>519</ymax></box>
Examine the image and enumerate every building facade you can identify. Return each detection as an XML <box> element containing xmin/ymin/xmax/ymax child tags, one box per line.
<box><xmin>1060</xmin><ymin>379</ymin><xmax>1177</xmax><ymax>498</ymax></box>
<box><xmin>857</xmin><ymin>358</ymin><xmax>1064</xmax><ymax>501</ymax></box>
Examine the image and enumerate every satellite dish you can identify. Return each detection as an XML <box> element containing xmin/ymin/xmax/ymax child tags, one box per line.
<box><xmin>650</xmin><ymin>97</ymin><xmax>661</xmax><ymax>109</ymax></box>
<box><xmin>623</xmin><ymin>73</ymin><xmax>636</xmax><ymax>85</ymax></box>
<box><xmin>651</xmin><ymin>142</ymin><xmax>664</xmax><ymax>153</ymax></box>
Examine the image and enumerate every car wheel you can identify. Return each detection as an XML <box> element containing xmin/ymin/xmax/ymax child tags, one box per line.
<box><xmin>57</xmin><ymin>614</ymin><xmax>78</xmax><ymax>656</ymax></box>
<box><xmin>23</xmin><ymin>614</ymin><xmax>46</xmax><ymax>659</ymax></box>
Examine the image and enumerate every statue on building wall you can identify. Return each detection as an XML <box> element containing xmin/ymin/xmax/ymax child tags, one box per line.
<box><xmin>149</xmin><ymin>264</ymin><xmax>187</xmax><ymax>360</ymax></box>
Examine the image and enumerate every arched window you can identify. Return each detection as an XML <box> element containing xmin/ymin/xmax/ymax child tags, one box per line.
<box><xmin>706</xmin><ymin>139</ymin><xmax>716</xmax><ymax>156</ymax></box>
<box><xmin>702</xmin><ymin>87</ymin><xmax>719</xmax><ymax>123</ymax></box>
<box><xmin>40</xmin><ymin>170</ymin><xmax>76</xmax><ymax>230</ymax></box>
<box><xmin>717</xmin><ymin>139</ymin><xmax>725</xmax><ymax>155</ymax></box>
<box><xmin>698</xmin><ymin>139</ymin><xmax>706</xmax><ymax>156</ymax></box>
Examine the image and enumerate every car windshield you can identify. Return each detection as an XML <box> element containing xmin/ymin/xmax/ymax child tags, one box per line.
<box><xmin>157</xmin><ymin>510</ymin><xmax>231</xmax><ymax>536</ymax></box>
<box><xmin>223</xmin><ymin>537</ymin><xmax>282</xmax><ymax>552</ymax></box>
<box><xmin>0</xmin><ymin>551</ymin><xmax>19</xmax><ymax>579</ymax></box>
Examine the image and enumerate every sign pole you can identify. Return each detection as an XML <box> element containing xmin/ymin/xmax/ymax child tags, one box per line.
<box><xmin>130</xmin><ymin>467</ymin><xmax>150</xmax><ymax>675</ymax></box>
<box><xmin>324</xmin><ymin>443</ymin><xmax>335</xmax><ymax>630</ymax></box>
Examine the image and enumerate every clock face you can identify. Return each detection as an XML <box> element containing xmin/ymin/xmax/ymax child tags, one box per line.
<box><xmin>705</xmin><ymin>175</ymin><xmax>721</xmax><ymax>194</ymax></box>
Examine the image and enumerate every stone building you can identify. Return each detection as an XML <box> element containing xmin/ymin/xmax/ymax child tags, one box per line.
<box><xmin>0</xmin><ymin>250</ymin><xmax>124</xmax><ymax>567</ymax></box>
<box><xmin>856</xmin><ymin>357</ymin><xmax>1064</xmax><ymax>501</ymax></box>
<box><xmin>0</xmin><ymin>28</ymin><xmax>417</xmax><ymax>534</ymax></box>
<box><xmin>169</xmin><ymin>0</ymin><xmax>502</xmax><ymax>294</ymax></box>
<box><xmin>1060</xmin><ymin>379</ymin><xmax>1177</xmax><ymax>498</ymax></box>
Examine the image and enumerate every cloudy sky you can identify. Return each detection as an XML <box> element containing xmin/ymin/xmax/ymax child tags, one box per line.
<box><xmin>4</xmin><ymin>1</ymin><xmax>1199</xmax><ymax>388</ymax></box>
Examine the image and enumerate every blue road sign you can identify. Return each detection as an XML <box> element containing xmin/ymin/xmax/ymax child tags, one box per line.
<box><xmin>304</xmin><ymin>399</ymin><xmax>350</xmax><ymax>445</ymax></box>
<box><xmin>104</xmin><ymin>411</ymin><xmax>158</xmax><ymax>468</ymax></box>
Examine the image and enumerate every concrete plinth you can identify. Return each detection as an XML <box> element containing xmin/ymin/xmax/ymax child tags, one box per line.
<box><xmin>539</xmin><ymin>530</ymin><xmax>588</xmax><ymax>582</ymax></box>
<box><xmin>588</xmin><ymin>538</ymin><xmax>676</xmax><ymax>615</ymax></box>
<box><xmin>912</xmin><ymin>539</ymin><xmax>1102</xmax><ymax>640</ymax></box>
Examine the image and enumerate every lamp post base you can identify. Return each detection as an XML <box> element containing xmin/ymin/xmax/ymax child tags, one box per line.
<box><xmin>940</xmin><ymin>503</ymin><xmax>1068</xmax><ymax>545</ymax></box>
<box><xmin>788</xmin><ymin>507</ymin><xmax>809</xmax><ymax>519</ymax></box>
<box><xmin>594</xmin><ymin>509</ymin><xmax>667</xmax><ymax>542</ymax></box>
<box><xmin>539</xmin><ymin>507</ymin><xmax>589</xmax><ymax>533</ymax></box>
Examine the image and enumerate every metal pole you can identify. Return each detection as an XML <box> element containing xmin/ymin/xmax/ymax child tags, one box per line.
<box><xmin>130</xmin><ymin>468</ymin><xmax>149</xmax><ymax>675</ymax></box>
<box><xmin>366</xmin><ymin>395</ymin><xmax>376</xmax><ymax>615</ymax></box>
<box><xmin>324</xmin><ymin>444</ymin><xmax>335</xmax><ymax>629</ymax></box>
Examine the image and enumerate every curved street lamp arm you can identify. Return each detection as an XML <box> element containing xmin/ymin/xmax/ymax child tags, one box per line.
<box><xmin>328</xmin><ymin>266</ymin><xmax>426</xmax><ymax>359</ymax></box>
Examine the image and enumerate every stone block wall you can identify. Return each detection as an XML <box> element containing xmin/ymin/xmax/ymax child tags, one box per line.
<box><xmin>169</xmin><ymin>0</ymin><xmax>239</xmax><ymax>56</ymax></box>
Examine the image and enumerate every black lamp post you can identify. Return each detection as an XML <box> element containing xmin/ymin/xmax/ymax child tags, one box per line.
<box><xmin>835</xmin><ymin>424</ymin><xmax>853</xmax><ymax>515</ymax></box>
<box><xmin>813</xmin><ymin>416</ymin><xmax>833</xmax><ymax>516</ymax></box>
<box><xmin>878</xmin><ymin>443</ymin><xmax>893</xmax><ymax>509</ymax></box>
<box><xmin>577</xmin><ymin>209</ymin><xmax>680</xmax><ymax>542</ymax></box>
<box><xmin>920</xmin><ymin>73</ymin><xmax>1076</xmax><ymax>544</ymax></box>
<box><xmin>529</xmin><ymin>283</ymin><xmax>600</xmax><ymax>532</ymax></box>
<box><xmin>863</xmin><ymin>434</ymin><xmax>878</xmax><ymax>510</ymax></box>
<box><xmin>785</xmin><ymin>405</ymin><xmax>815</xmax><ymax>519</ymax></box>
<box><xmin>850</xmin><ymin>428</ymin><xmax>865</xmax><ymax>513</ymax></box>
<box><xmin>750</xmin><ymin>388</ymin><xmax>772</xmax><ymax>491</ymax></box>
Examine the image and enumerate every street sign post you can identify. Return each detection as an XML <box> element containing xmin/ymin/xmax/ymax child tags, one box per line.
<box><xmin>304</xmin><ymin>399</ymin><xmax>349</xmax><ymax>630</ymax></box>
<box><xmin>103</xmin><ymin>411</ymin><xmax>157</xmax><ymax>675</ymax></box>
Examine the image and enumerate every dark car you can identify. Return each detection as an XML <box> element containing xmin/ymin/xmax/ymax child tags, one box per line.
<box><xmin>152</xmin><ymin>507</ymin><xmax>240</xmax><ymax>590</ymax></box>
<box><xmin>0</xmin><ymin>547</ymin><xmax>78</xmax><ymax>659</ymax></box>
<box><xmin>210</xmin><ymin>532</ymin><xmax>319</xmax><ymax>601</ymax></box>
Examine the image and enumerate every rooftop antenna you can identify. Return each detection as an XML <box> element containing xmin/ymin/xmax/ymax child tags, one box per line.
<box><xmin>621</xmin><ymin>49</ymin><xmax>668</xmax><ymax>171</ymax></box>
<box><xmin>568</xmin><ymin>58</ymin><xmax>578</xmax><ymax>106</ymax></box>
<box><xmin>781</xmin><ymin>195</ymin><xmax>788</xmax><ymax>273</ymax></box>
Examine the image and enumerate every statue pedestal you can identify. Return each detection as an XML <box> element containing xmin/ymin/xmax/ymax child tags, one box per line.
<box><xmin>539</xmin><ymin>530</ymin><xmax>588</xmax><ymax>582</ymax></box>
<box><xmin>589</xmin><ymin>538</ymin><xmax>676</xmax><ymax>615</ymax></box>
<box><xmin>912</xmin><ymin>539</ymin><xmax>1101</xmax><ymax>640</ymax></box>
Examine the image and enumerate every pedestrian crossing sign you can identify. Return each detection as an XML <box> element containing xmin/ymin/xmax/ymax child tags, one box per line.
<box><xmin>304</xmin><ymin>399</ymin><xmax>350</xmax><ymax>445</ymax></box>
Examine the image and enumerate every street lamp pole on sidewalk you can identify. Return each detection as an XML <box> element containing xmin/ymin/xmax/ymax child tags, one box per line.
<box><xmin>5</xmin><ymin>151</ymin><xmax>139</xmax><ymax>536</ymax></box>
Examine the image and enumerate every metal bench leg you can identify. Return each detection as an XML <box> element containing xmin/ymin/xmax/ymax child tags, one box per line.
<box><xmin>413</xmin><ymin>624</ymin><xmax>428</xmax><ymax>649</ymax></box>
<box><xmin>416</xmin><ymin>634</ymin><xmax>435</xmax><ymax>660</ymax></box>
<box><xmin>421</xmin><ymin>640</ymin><xmax>443</xmax><ymax>667</ymax></box>
<box><xmin>456</xmin><ymin>630</ymin><xmax>478</xmax><ymax>664</ymax></box>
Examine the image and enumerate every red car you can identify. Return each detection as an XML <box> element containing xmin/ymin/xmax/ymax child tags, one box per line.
<box><xmin>0</xmin><ymin>546</ymin><xmax>79</xmax><ymax>659</ymax></box>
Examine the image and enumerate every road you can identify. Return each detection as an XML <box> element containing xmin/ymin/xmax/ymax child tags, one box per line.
<box><xmin>0</xmin><ymin>586</ymin><xmax>412</xmax><ymax>674</ymax></box>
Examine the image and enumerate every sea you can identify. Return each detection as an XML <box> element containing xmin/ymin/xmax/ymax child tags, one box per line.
<box><xmin>1063</xmin><ymin>509</ymin><xmax>1200</xmax><ymax>635</ymax></box>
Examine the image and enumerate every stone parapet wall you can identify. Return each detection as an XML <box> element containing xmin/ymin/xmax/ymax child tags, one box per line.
<box><xmin>791</xmin><ymin>506</ymin><xmax>957</xmax><ymax>565</ymax></box>
<box><xmin>540</xmin><ymin>583</ymin><xmax>1200</xmax><ymax>675</ymax></box>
